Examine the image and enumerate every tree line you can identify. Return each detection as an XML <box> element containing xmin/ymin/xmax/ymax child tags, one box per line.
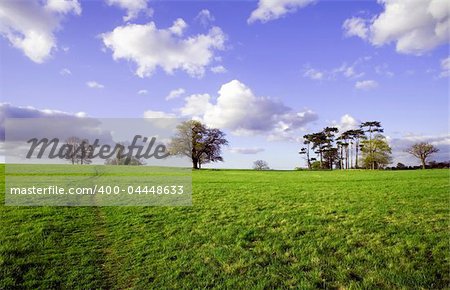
<box><xmin>299</xmin><ymin>121</ymin><xmax>440</xmax><ymax>170</ymax></box>
<box><xmin>299</xmin><ymin>121</ymin><xmax>392</xmax><ymax>170</ymax></box>
<box><xmin>60</xmin><ymin>120</ymin><xmax>440</xmax><ymax>170</ymax></box>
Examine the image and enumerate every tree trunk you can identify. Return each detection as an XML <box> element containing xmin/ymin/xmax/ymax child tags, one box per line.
<box><xmin>355</xmin><ymin>141</ymin><xmax>359</xmax><ymax>168</ymax></box>
<box><xmin>319</xmin><ymin>150</ymin><xmax>323</xmax><ymax>169</ymax></box>
<box><xmin>306</xmin><ymin>144</ymin><xmax>311</xmax><ymax>169</ymax></box>
<box><xmin>421</xmin><ymin>158</ymin><xmax>426</xmax><ymax>169</ymax></box>
<box><xmin>192</xmin><ymin>158</ymin><xmax>199</xmax><ymax>169</ymax></box>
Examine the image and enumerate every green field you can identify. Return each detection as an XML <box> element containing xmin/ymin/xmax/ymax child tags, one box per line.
<box><xmin>1</xmin><ymin>165</ymin><xmax>449</xmax><ymax>289</ymax></box>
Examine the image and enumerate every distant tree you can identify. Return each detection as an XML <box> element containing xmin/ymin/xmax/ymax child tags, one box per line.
<box><xmin>361</xmin><ymin>134</ymin><xmax>392</xmax><ymax>169</ymax></box>
<box><xmin>323</xmin><ymin>127</ymin><xmax>339</xmax><ymax>169</ymax></box>
<box><xmin>168</xmin><ymin>120</ymin><xmax>228</xmax><ymax>169</ymax></box>
<box><xmin>309</xmin><ymin>131</ymin><xmax>328</xmax><ymax>169</ymax></box>
<box><xmin>428</xmin><ymin>160</ymin><xmax>450</xmax><ymax>169</ymax></box>
<box><xmin>338</xmin><ymin>131</ymin><xmax>351</xmax><ymax>169</ymax></box>
<box><xmin>396</xmin><ymin>162</ymin><xmax>406</xmax><ymax>169</ymax></box>
<box><xmin>63</xmin><ymin>136</ymin><xmax>81</xmax><ymax>164</ymax></box>
<box><xmin>79</xmin><ymin>139</ymin><xmax>93</xmax><ymax>165</ymax></box>
<box><xmin>104</xmin><ymin>143</ymin><xmax>145</xmax><ymax>165</ymax></box>
<box><xmin>310</xmin><ymin>160</ymin><xmax>321</xmax><ymax>170</ymax></box>
<box><xmin>406</xmin><ymin>142</ymin><xmax>439</xmax><ymax>169</ymax></box>
<box><xmin>299</xmin><ymin>134</ymin><xmax>313</xmax><ymax>169</ymax></box>
<box><xmin>360</xmin><ymin>121</ymin><xmax>384</xmax><ymax>169</ymax></box>
<box><xmin>348</xmin><ymin>129</ymin><xmax>365</xmax><ymax>168</ymax></box>
<box><xmin>62</xmin><ymin>137</ymin><xmax>92</xmax><ymax>164</ymax></box>
<box><xmin>253</xmin><ymin>160</ymin><xmax>269</xmax><ymax>170</ymax></box>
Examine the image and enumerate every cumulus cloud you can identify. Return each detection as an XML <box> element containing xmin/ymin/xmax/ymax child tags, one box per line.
<box><xmin>137</xmin><ymin>89</ymin><xmax>148</xmax><ymax>95</ymax></box>
<box><xmin>355</xmin><ymin>80</ymin><xmax>378</xmax><ymax>90</ymax></box>
<box><xmin>195</xmin><ymin>9</ymin><xmax>215</xmax><ymax>27</ymax></box>
<box><xmin>106</xmin><ymin>0</ymin><xmax>152</xmax><ymax>22</ymax></box>
<box><xmin>229</xmin><ymin>147</ymin><xmax>265</xmax><ymax>154</ymax></box>
<box><xmin>331</xmin><ymin>114</ymin><xmax>360</xmax><ymax>132</ymax></box>
<box><xmin>179</xmin><ymin>79</ymin><xmax>318</xmax><ymax>137</ymax></box>
<box><xmin>248</xmin><ymin>0</ymin><xmax>315</xmax><ymax>23</ymax></box>
<box><xmin>211</xmin><ymin>65</ymin><xmax>227</xmax><ymax>74</ymax></box>
<box><xmin>179</xmin><ymin>94</ymin><xmax>211</xmax><ymax>116</ymax></box>
<box><xmin>343</xmin><ymin>0</ymin><xmax>450</xmax><ymax>55</ymax></box>
<box><xmin>165</xmin><ymin>88</ymin><xmax>186</xmax><ymax>100</ymax></box>
<box><xmin>86</xmin><ymin>81</ymin><xmax>104</xmax><ymax>89</ymax></box>
<box><xmin>342</xmin><ymin>17</ymin><xmax>369</xmax><ymax>39</ymax></box>
<box><xmin>439</xmin><ymin>57</ymin><xmax>450</xmax><ymax>78</ymax></box>
<box><xmin>101</xmin><ymin>19</ymin><xmax>226</xmax><ymax>78</ymax></box>
<box><xmin>0</xmin><ymin>0</ymin><xmax>81</xmax><ymax>63</ymax></box>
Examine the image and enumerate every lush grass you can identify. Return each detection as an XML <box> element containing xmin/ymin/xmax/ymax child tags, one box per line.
<box><xmin>1</xmin><ymin>165</ymin><xmax>449</xmax><ymax>289</ymax></box>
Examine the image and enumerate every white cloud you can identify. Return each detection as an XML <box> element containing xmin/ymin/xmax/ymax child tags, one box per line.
<box><xmin>101</xmin><ymin>19</ymin><xmax>226</xmax><ymax>78</ymax></box>
<box><xmin>106</xmin><ymin>0</ymin><xmax>152</xmax><ymax>22</ymax></box>
<box><xmin>179</xmin><ymin>94</ymin><xmax>211</xmax><ymax>116</ymax></box>
<box><xmin>165</xmin><ymin>88</ymin><xmax>186</xmax><ymax>100</ymax></box>
<box><xmin>248</xmin><ymin>0</ymin><xmax>315</xmax><ymax>23</ymax></box>
<box><xmin>331</xmin><ymin>114</ymin><xmax>360</xmax><ymax>132</ymax></box>
<box><xmin>333</xmin><ymin>63</ymin><xmax>365</xmax><ymax>79</ymax></box>
<box><xmin>211</xmin><ymin>65</ymin><xmax>227</xmax><ymax>74</ymax></box>
<box><xmin>0</xmin><ymin>103</ymin><xmax>89</xmax><ymax>141</ymax></box>
<box><xmin>195</xmin><ymin>9</ymin><xmax>215</xmax><ymax>27</ymax></box>
<box><xmin>46</xmin><ymin>0</ymin><xmax>81</xmax><ymax>14</ymax></box>
<box><xmin>355</xmin><ymin>80</ymin><xmax>378</xmax><ymax>90</ymax></box>
<box><xmin>229</xmin><ymin>147</ymin><xmax>265</xmax><ymax>154</ymax></box>
<box><xmin>137</xmin><ymin>89</ymin><xmax>148</xmax><ymax>95</ymax></box>
<box><xmin>343</xmin><ymin>0</ymin><xmax>450</xmax><ymax>55</ymax></box>
<box><xmin>343</xmin><ymin>17</ymin><xmax>369</xmax><ymax>39</ymax></box>
<box><xmin>180</xmin><ymin>80</ymin><xmax>318</xmax><ymax>137</ymax></box>
<box><xmin>0</xmin><ymin>0</ymin><xmax>81</xmax><ymax>63</ymax></box>
<box><xmin>143</xmin><ymin>110</ymin><xmax>176</xmax><ymax>118</ymax></box>
<box><xmin>60</xmin><ymin>68</ymin><xmax>72</xmax><ymax>75</ymax></box>
<box><xmin>303</xmin><ymin>68</ymin><xmax>324</xmax><ymax>80</ymax></box>
<box><xmin>439</xmin><ymin>57</ymin><xmax>450</xmax><ymax>78</ymax></box>
<box><xmin>168</xmin><ymin>18</ymin><xmax>187</xmax><ymax>36</ymax></box>
<box><xmin>304</xmin><ymin>60</ymin><xmax>366</xmax><ymax>81</ymax></box>
<box><xmin>86</xmin><ymin>81</ymin><xmax>104</xmax><ymax>89</ymax></box>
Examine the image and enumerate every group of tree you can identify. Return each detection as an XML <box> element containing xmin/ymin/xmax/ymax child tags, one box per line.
<box><xmin>387</xmin><ymin>160</ymin><xmax>449</xmax><ymax>170</ymax></box>
<box><xmin>104</xmin><ymin>143</ymin><xmax>145</xmax><ymax>166</ymax></box>
<box><xmin>62</xmin><ymin>138</ymin><xmax>145</xmax><ymax>166</ymax></box>
<box><xmin>299</xmin><ymin>121</ymin><xmax>392</xmax><ymax>170</ymax></box>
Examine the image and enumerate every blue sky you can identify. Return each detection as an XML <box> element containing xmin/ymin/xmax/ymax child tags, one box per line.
<box><xmin>1</xmin><ymin>0</ymin><xmax>449</xmax><ymax>169</ymax></box>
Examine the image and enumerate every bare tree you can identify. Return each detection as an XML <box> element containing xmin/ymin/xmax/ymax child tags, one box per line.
<box><xmin>63</xmin><ymin>136</ymin><xmax>81</xmax><ymax>164</ymax></box>
<box><xmin>253</xmin><ymin>160</ymin><xmax>270</xmax><ymax>170</ymax></box>
<box><xmin>62</xmin><ymin>137</ymin><xmax>93</xmax><ymax>165</ymax></box>
<box><xmin>406</xmin><ymin>142</ymin><xmax>439</xmax><ymax>169</ymax></box>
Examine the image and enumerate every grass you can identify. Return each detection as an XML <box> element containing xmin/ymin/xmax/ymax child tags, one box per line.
<box><xmin>1</xmin><ymin>164</ymin><xmax>449</xmax><ymax>289</ymax></box>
